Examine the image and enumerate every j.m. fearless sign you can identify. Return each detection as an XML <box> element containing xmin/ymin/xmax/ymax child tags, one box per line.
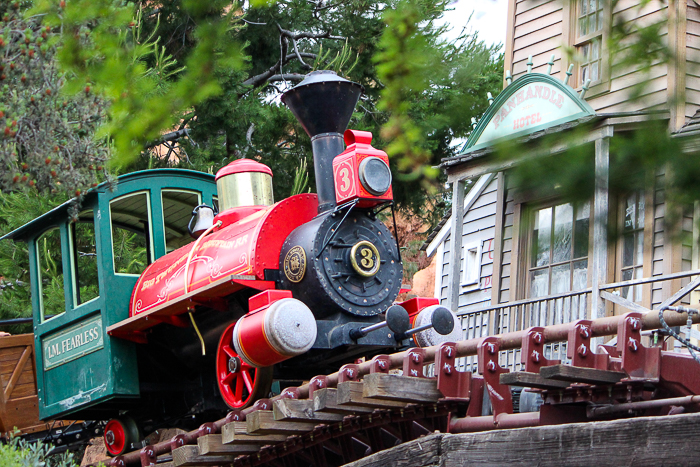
<box><xmin>43</xmin><ymin>314</ymin><xmax>104</xmax><ymax>370</ymax></box>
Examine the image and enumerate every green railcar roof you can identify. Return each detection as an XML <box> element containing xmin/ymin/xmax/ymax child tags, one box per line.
<box><xmin>1</xmin><ymin>168</ymin><xmax>215</xmax><ymax>242</ymax></box>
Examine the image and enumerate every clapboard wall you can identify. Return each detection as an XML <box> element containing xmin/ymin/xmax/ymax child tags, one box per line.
<box><xmin>435</xmin><ymin>175</ymin><xmax>500</xmax><ymax>314</ymax></box>
<box><xmin>504</xmin><ymin>0</ymin><xmax>700</xmax><ymax>131</ymax></box>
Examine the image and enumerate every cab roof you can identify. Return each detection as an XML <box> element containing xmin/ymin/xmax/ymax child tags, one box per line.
<box><xmin>1</xmin><ymin>168</ymin><xmax>215</xmax><ymax>242</ymax></box>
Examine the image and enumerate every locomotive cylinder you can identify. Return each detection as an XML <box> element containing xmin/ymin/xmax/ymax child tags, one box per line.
<box><xmin>232</xmin><ymin>298</ymin><xmax>317</xmax><ymax>368</ymax></box>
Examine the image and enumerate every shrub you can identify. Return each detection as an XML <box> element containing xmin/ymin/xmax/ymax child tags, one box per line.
<box><xmin>0</xmin><ymin>436</ymin><xmax>78</xmax><ymax>467</ymax></box>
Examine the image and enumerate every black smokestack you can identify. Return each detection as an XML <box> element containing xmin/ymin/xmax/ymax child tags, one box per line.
<box><xmin>282</xmin><ymin>71</ymin><xmax>363</xmax><ymax>213</ymax></box>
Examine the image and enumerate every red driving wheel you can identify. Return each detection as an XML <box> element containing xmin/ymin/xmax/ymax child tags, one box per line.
<box><xmin>104</xmin><ymin>417</ymin><xmax>140</xmax><ymax>456</ymax></box>
<box><xmin>216</xmin><ymin>322</ymin><xmax>273</xmax><ymax>409</ymax></box>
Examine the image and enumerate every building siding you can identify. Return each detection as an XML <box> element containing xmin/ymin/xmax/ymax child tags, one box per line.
<box><xmin>437</xmin><ymin>176</ymin><xmax>500</xmax><ymax>314</ymax></box>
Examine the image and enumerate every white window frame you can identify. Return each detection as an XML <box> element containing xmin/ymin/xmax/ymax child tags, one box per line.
<box><xmin>461</xmin><ymin>241</ymin><xmax>482</xmax><ymax>290</ymax></box>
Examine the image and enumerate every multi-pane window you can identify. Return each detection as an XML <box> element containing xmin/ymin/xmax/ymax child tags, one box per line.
<box><xmin>576</xmin><ymin>0</ymin><xmax>605</xmax><ymax>85</ymax></box>
<box><xmin>620</xmin><ymin>192</ymin><xmax>645</xmax><ymax>302</ymax></box>
<box><xmin>529</xmin><ymin>202</ymin><xmax>590</xmax><ymax>298</ymax></box>
<box><xmin>110</xmin><ymin>192</ymin><xmax>153</xmax><ymax>275</ymax></box>
<box><xmin>72</xmin><ymin>211</ymin><xmax>100</xmax><ymax>305</ymax></box>
<box><xmin>162</xmin><ymin>190</ymin><xmax>201</xmax><ymax>253</ymax></box>
<box><xmin>37</xmin><ymin>228</ymin><xmax>65</xmax><ymax>321</ymax></box>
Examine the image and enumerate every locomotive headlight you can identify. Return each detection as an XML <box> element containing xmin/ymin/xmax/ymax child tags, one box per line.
<box><xmin>359</xmin><ymin>157</ymin><xmax>392</xmax><ymax>196</ymax></box>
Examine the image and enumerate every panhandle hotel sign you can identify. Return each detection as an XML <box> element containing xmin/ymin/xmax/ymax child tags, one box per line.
<box><xmin>43</xmin><ymin>314</ymin><xmax>104</xmax><ymax>370</ymax></box>
<box><xmin>463</xmin><ymin>73</ymin><xmax>595</xmax><ymax>152</ymax></box>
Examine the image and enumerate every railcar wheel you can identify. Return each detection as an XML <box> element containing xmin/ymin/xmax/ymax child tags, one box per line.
<box><xmin>217</xmin><ymin>322</ymin><xmax>273</xmax><ymax>409</ymax></box>
<box><xmin>104</xmin><ymin>417</ymin><xmax>140</xmax><ymax>456</ymax></box>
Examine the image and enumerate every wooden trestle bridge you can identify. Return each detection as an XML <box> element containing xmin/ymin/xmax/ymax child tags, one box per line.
<box><xmin>87</xmin><ymin>307</ymin><xmax>700</xmax><ymax>467</ymax></box>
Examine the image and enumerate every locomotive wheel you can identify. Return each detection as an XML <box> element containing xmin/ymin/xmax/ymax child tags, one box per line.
<box><xmin>217</xmin><ymin>322</ymin><xmax>273</xmax><ymax>409</ymax></box>
<box><xmin>104</xmin><ymin>417</ymin><xmax>140</xmax><ymax>456</ymax></box>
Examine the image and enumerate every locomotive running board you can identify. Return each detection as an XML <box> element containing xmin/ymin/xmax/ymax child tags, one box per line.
<box><xmin>106</xmin><ymin>274</ymin><xmax>275</xmax><ymax>343</ymax></box>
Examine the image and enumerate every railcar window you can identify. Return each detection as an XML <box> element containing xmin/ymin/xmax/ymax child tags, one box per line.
<box><xmin>37</xmin><ymin>228</ymin><xmax>65</xmax><ymax>321</ymax></box>
<box><xmin>162</xmin><ymin>190</ymin><xmax>201</xmax><ymax>253</ymax></box>
<box><xmin>72</xmin><ymin>211</ymin><xmax>99</xmax><ymax>305</ymax></box>
<box><xmin>110</xmin><ymin>192</ymin><xmax>153</xmax><ymax>275</ymax></box>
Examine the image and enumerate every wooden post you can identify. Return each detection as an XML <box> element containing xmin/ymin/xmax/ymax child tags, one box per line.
<box><xmin>591</xmin><ymin>135</ymin><xmax>611</xmax><ymax>328</ymax></box>
<box><xmin>448</xmin><ymin>179</ymin><xmax>466</xmax><ymax>311</ymax></box>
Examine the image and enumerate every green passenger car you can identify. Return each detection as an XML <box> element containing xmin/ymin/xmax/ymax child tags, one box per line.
<box><xmin>2</xmin><ymin>169</ymin><xmax>218</xmax><ymax>421</ymax></box>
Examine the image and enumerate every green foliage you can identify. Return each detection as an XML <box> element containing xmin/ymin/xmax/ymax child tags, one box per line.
<box><xmin>0</xmin><ymin>1</ymin><xmax>110</xmax><ymax>195</ymax></box>
<box><xmin>0</xmin><ymin>192</ymin><xmax>64</xmax><ymax>328</ymax></box>
<box><xmin>32</xmin><ymin>0</ymin><xmax>245</xmax><ymax>169</ymax></box>
<box><xmin>133</xmin><ymin>0</ymin><xmax>502</xmax><ymax>225</ymax></box>
<box><xmin>290</xmin><ymin>157</ymin><xmax>309</xmax><ymax>196</ymax></box>
<box><xmin>0</xmin><ymin>435</ymin><xmax>77</xmax><ymax>467</ymax></box>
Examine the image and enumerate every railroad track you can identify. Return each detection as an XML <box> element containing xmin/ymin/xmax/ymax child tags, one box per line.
<box><xmin>87</xmin><ymin>308</ymin><xmax>700</xmax><ymax>467</ymax></box>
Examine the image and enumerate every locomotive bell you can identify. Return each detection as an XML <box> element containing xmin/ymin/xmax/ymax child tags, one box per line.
<box><xmin>215</xmin><ymin>159</ymin><xmax>274</xmax><ymax>212</ymax></box>
<box><xmin>188</xmin><ymin>205</ymin><xmax>216</xmax><ymax>239</ymax></box>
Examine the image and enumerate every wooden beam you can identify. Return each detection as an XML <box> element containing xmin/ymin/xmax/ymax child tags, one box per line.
<box><xmin>197</xmin><ymin>434</ymin><xmax>260</xmax><ymax>456</ymax></box>
<box><xmin>221</xmin><ymin>421</ymin><xmax>289</xmax><ymax>445</ymax></box>
<box><xmin>4</xmin><ymin>346</ymin><xmax>31</xmax><ymax>400</ymax></box>
<box><xmin>313</xmin><ymin>388</ymin><xmax>374</xmax><ymax>415</ymax></box>
<box><xmin>448</xmin><ymin>179</ymin><xmax>465</xmax><ymax>311</ymax></box>
<box><xmin>592</xmin><ymin>135</ymin><xmax>611</xmax><ymax>322</ymax></box>
<box><xmin>345</xmin><ymin>413</ymin><xmax>700</xmax><ymax>467</ymax></box>
<box><xmin>599</xmin><ymin>291</ymin><xmax>652</xmax><ymax>315</ymax></box>
<box><xmin>499</xmin><ymin>372</ymin><xmax>569</xmax><ymax>390</ymax></box>
<box><xmin>659</xmin><ymin>275</ymin><xmax>700</xmax><ymax>308</ymax></box>
<box><xmin>362</xmin><ymin>374</ymin><xmax>442</xmax><ymax>403</ymax></box>
<box><xmin>246</xmin><ymin>410</ymin><xmax>319</xmax><ymax>435</ymax></box>
<box><xmin>539</xmin><ymin>364</ymin><xmax>626</xmax><ymax>385</ymax></box>
<box><xmin>491</xmin><ymin>173</ymin><xmax>505</xmax><ymax>307</ymax></box>
<box><xmin>336</xmin><ymin>381</ymin><xmax>409</xmax><ymax>408</ymax></box>
<box><xmin>172</xmin><ymin>445</ymin><xmax>236</xmax><ymax>467</ymax></box>
<box><xmin>273</xmin><ymin>398</ymin><xmax>344</xmax><ymax>422</ymax></box>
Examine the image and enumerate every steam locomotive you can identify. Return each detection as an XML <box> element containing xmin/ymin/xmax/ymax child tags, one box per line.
<box><xmin>2</xmin><ymin>71</ymin><xmax>460</xmax><ymax>456</ymax></box>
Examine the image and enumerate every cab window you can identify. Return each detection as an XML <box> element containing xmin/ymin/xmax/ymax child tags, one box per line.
<box><xmin>72</xmin><ymin>211</ymin><xmax>99</xmax><ymax>305</ymax></box>
<box><xmin>162</xmin><ymin>190</ymin><xmax>201</xmax><ymax>253</ymax></box>
<box><xmin>37</xmin><ymin>228</ymin><xmax>65</xmax><ymax>321</ymax></box>
<box><xmin>110</xmin><ymin>192</ymin><xmax>153</xmax><ymax>275</ymax></box>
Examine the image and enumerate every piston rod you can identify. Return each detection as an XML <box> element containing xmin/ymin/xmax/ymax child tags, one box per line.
<box><xmin>587</xmin><ymin>395</ymin><xmax>700</xmax><ymax>418</ymax></box>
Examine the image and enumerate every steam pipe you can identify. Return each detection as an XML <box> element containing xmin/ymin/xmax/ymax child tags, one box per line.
<box><xmin>587</xmin><ymin>395</ymin><xmax>700</xmax><ymax>418</ymax></box>
<box><xmin>310</xmin><ymin>132</ymin><xmax>346</xmax><ymax>213</ymax></box>
<box><xmin>449</xmin><ymin>412</ymin><xmax>541</xmax><ymax>433</ymax></box>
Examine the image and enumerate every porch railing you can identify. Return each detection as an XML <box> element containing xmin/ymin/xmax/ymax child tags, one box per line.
<box><xmin>455</xmin><ymin>269</ymin><xmax>700</xmax><ymax>372</ymax></box>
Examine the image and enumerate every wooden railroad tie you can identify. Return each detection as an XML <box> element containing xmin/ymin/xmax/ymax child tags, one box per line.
<box><xmin>313</xmin><ymin>388</ymin><xmax>375</xmax><ymax>414</ymax></box>
<box><xmin>198</xmin><ymin>434</ymin><xmax>260</xmax><ymax>456</ymax></box>
<box><xmin>221</xmin><ymin>421</ymin><xmax>289</xmax><ymax>445</ymax></box>
<box><xmin>539</xmin><ymin>364</ymin><xmax>627</xmax><ymax>385</ymax></box>
<box><xmin>172</xmin><ymin>445</ymin><xmax>236</xmax><ymax>467</ymax></box>
<box><xmin>362</xmin><ymin>374</ymin><xmax>442</xmax><ymax>403</ymax></box>
<box><xmin>247</xmin><ymin>410</ymin><xmax>319</xmax><ymax>435</ymax></box>
<box><xmin>499</xmin><ymin>372</ymin><xmax>570</xmax><ymax>390</ymax></box>
<box><xmin>337</xmin><ymin>381</ymin><xmax>410</xmax><ymax>408</ymax></box>
<box><xmin>273</xmin><ymin>398</ymin><xmax>345</xmax><ymax>422</ymax></box>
